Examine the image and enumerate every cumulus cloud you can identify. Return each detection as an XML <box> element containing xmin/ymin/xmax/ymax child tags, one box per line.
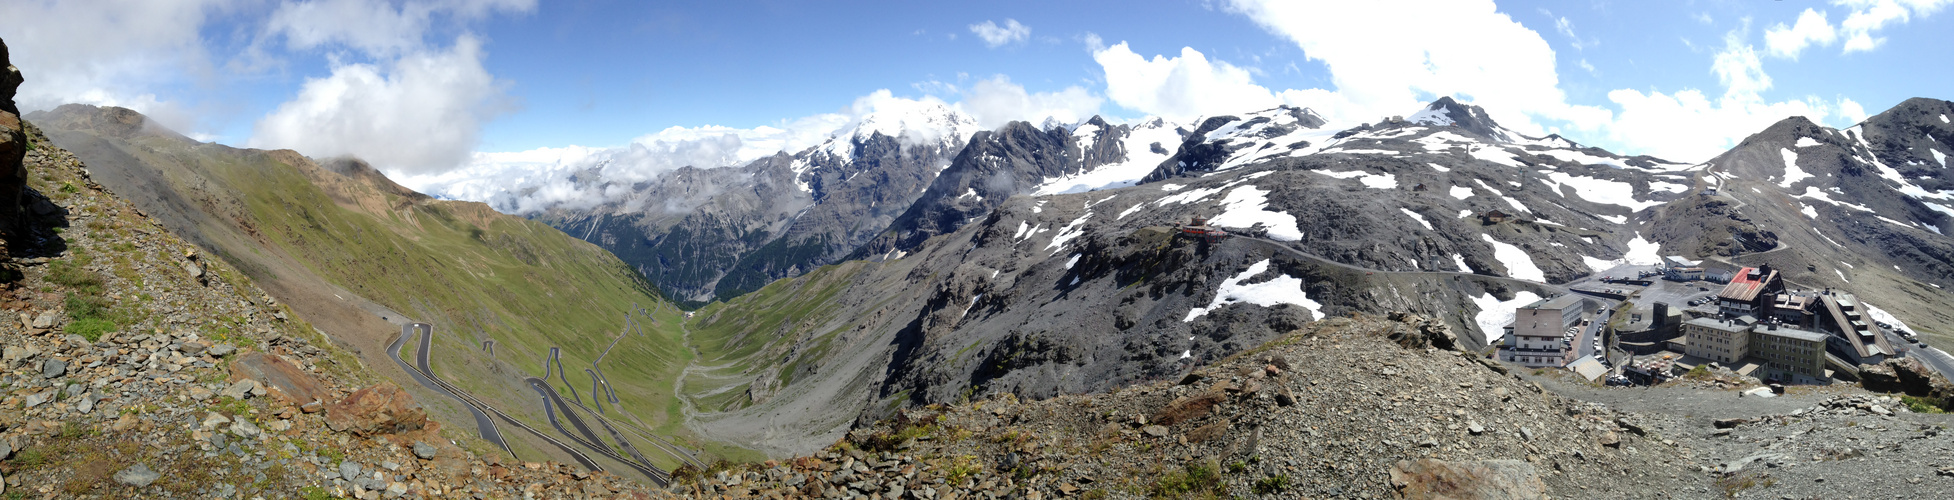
<box><xmin>1601</xmin><ymin>30</ymin><xmax>1840</xmax><ymax>162</ymax></box>
<box><xmin>1764</xmin><ymin>9</ymin><xmax>1838</xmax><ymax>59</ymax></box>
<box><xmin>968</xmin><ymin>19</ymin><xmax>1031</xmax><ymax>48</ymax></box>
<box><xmin>249</xmin><ymin>36</ymin><xmax>514</xmax><ymax>173</ymax></box>
<box><xmin>1119</xmin><ymin>0</ymin><xmax>1613</xmax><ymax>135</ymax></box>
<box><xmin>956</xmin><ymin>75</ymin><xmax>1104</xmax><ymax>129</ymax></box>
<box><xmin>248</xmin><ymin>0</ymin><xmax>534</xmax><ymax>173</ymax></box>
<box><xmin>1092</xmin><ymin>43</ymin><xmax>1285</xmax><ymax>122</ymax></box>
<box><xmin>0</xmin><ymin>0</ymin><xmax>232</xmax><ymax>133</ymax></box>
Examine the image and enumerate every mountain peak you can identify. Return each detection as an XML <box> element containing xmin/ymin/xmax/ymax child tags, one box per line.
<box><xmin>1407</xmin><ymin>96</ymin><xmax>1518</xmax><ymax>143</ymax></box>
<box><xmin>26</xmin><ymin>103</ymin><xmax>195</xmax><ymax>144</ymax></box>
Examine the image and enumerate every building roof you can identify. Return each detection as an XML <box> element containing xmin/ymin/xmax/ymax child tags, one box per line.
<box><xmin>1756</xmin><ymin>325</ymin><xmax>1828</xmax><ymax>343</ymax></box>
<box><xmin>1685</xmin><ymin>317</ymin><xmax>1751</xmax><ymax>333</ymax></box>
<box><xmin>1718</xmin><ymin>266</ymin><xmax>1778</xmax><ymax>302</ymax></box>
<box><xmin>1567</xmin><ymin>356</ymin><xmax>1609</xmax><ymax>381</ymax></box>
<box><xmin>1523</xmin><ymin>294</ymin><xmax>1591</xmax><ymax>312</ymax></box>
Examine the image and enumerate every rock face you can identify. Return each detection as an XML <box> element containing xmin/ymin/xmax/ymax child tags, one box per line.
<box><xmin>1860</xmin><ymin>358</ymin><xmax>1954</xmax><ymax>407</ymax></box>
<box><xmin>1389</xmin><ymin>459</ymin><xmax>1548</xmax><ymax>500</ymax></box>
<box><xmin>324</xmin><ymin>382</ymin><xmax>430</xmax><ymax>436</ymax></box>
<box><xmin>0</xmin><ymin>37</ymin><xmax>27</xmax><ymax>254</ymax></box>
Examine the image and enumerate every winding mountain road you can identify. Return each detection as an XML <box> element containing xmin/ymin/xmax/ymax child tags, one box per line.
<box><xmin>387</xmin><ymin>324</ymin><xmax>510</xmax><ymax>455</ymax></box>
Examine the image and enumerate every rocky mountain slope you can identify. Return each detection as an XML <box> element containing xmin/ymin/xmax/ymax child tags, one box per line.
<box><xmin>656</xmin><ymin>96</ymin><xmax>1954</xmax><ymax>460</ymax></box>
<box><xmin>529</xmin><ymin>103</ymin><xmax>981</xmax><ymax>304</ymax></box>
<box><xmin>0</xmin><ymin>103</ymin><xmax>664</xmax><ymax>497</ymax></box>
<box><xmin>1654</xmin><ymin>98</ymin><xmax>1954</xmax><ymax>340</ymax></box>
<box><xmin>27</xmin><ymin>104</ymin><xmax>718</xmax><ymax>477</ymax></box>
<box><xmin>679</xmin><ymin>313</ymin><xmax>1954</xmax><ymax>499</ymax></box>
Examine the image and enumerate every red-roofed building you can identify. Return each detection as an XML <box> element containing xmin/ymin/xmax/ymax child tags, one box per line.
<box><xmin>1717</xmin><ymin>265</ymin><xmax>1783</xmax><ymax>319</ymax></box>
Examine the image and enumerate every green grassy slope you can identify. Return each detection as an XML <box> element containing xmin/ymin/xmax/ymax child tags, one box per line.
<box><xmin>31</xmin><ymin>105</ymin><xmax>742</xmax><ymax>469</ymax></box>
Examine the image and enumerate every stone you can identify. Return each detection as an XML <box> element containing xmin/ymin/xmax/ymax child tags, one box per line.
<box><xmin>207</xmin><ymin>343</ymin><xmax>235</xmax><ymax>357</ymax></box>
<box><xmin>1388</xmin><ymin>459</ymin><xmax>1546</xmax><ymax>500</ymax></box>
<box><xmin>341</xmin><ymin>462</ymin><xmax>363</xmax><ymax>482</ymax></box>
<box><xmin>1141</xmin><ymin>425</ymin><xmax>1168</xmax><ymax>438</ymax></box>
<box><xmin>75</xmin><ymin>393</ymin><xmax>94</xmax><ymax>414</ymax></box>
<box><xmin>187</xmin><ymin>385</ymin><xmax>214</xmax><ymax>400</ymax></box>
<box><xmin>202</xmin><ymin>412</ymin><xmax>231</xmax><ymax>430</ymax></box>
<box><xmin>413</xmin><ymin>441</ymin><xmax>438</xmax><ymax>460</ymax></box>
<box><xmin>1186</xmin><ymin>421</ymin><xmax>1228</xmax><ymax>443</ymax></box>
<box><xmin>385</xmin><ymin>482</ymin><xmax>408</xmax><ymax>497</ymax></box>
<box><xmin>21</xmin><ymin>390</ymin><xmax>50</xmax><ymax>408</ymax></box>
<box><xmin>221</xmin><ymin>379</ymin><xmax>259</xmax><ymax>400</ymax></box>
<box><xmin>1468</xmin><ymin>422</ymin><xmax>1485</xmax><ymax>435</ymax></box>
<box><xmin>299</xmin><ymin>400</ymin><xmax>325</xmax><ymax>414</ymax></box>
<box><xmin>114</xmin><ymin>463</ymin><xmax>161</xmax><ymax>487</ymax></box>
<box><xmin>265</xmin><ymin>420</ymin><xmax>291</xmax><ymax>432</ymax></box>
<box><xmin>182</xmin><ymin>261</ymin><xmax>203</xmax><ymax>280</ymax></box>
<box><xmin>30</xmin><ymin>310</ymin><xmax>56</xmax><ymax>330</ymax></box>
<box><xmin>1519</xmin><ymin>427</ymin><xmax>1534</xmax><ymax>441</ymax></box>
<box><xmin>1598</xmin><ymin>431</ymin><xmax>1620</xmax><ymax>448</ymax></box>
<box><xmin>324</xmin><ymin>383</ymin><xmax>427</xmax><ymax>436</ymax></box>
<box><xmin>230</xmin><ymin>418</ymin><xmax>262</xmax><ymax>438</ymax></box>
<box><xmin>1713</xmin><ymin>418</ymin><xmax>1746</xmax><ymax>429</ymax></box>
<box><xmin>40</xmin><ymin>358</ymin><xmax>64</xmax><ymax>379</ymax></box>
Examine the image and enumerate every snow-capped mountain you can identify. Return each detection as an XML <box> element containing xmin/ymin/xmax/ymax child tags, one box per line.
<box><xmin>1652</xmin><ymin>98</ymin><xmax>1954</xmax><ymax>336</ymax></box>
<box><xmin>531</xmin><ymin>100</ymin><xmax>980</xmax><ymax>303</ymax></box>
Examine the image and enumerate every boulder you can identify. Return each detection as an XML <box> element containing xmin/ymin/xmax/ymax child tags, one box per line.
<box><xmin>229</xmin><ymin>352</ymin><xmax>327</xmax><ymax>405</ymax></box>
<box><xmin>1389</xmin><ymin>459</ymin><xmax>1547</xmax><ymax>500</ymax></box>
<box><xmin>324</xmin><ymin>382</ymin><xmax>428</xmax><ymax>436</ymax></box>
<box><xmin>1860</xmin><ymin>358</ymin><xmax>1954</xmax><ymax>409</ymax></box>
<box><xmin>1150</xmin><ymin>385</ymin><xmax>1227</xmax><ymax>426</ymax></box>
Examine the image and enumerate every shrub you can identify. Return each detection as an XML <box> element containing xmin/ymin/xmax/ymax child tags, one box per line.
<box><xmin>1149</xmin><ymin>461</ymin><xmax>1222</xmax><ymax>499</ymax></box>
<box><xmin>1253</xmin><ymin>475</ymin><xmax>1291</xmax><ymax>495</ymax></box>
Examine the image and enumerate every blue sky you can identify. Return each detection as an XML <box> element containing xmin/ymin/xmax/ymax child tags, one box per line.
<box><xmin>3</xmin><ymin>0</ymin><xmax>1950</xmax><ymax>177</ymax></box>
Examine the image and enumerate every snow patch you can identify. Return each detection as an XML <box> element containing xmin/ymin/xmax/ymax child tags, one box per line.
<box><xmin>1033</xmin><ymin>119</ymin><xmax>1185</xmax><ymax>195</ymax></box>
<box><xmin>1044</xmin><ymin>211</ymin><xmax>1093</xmax><ymax>253</ymax></box>
<box><xmin>1469</xmin><ymin>145</ymin><xmax>1527</xmax><ymax>168</ymax></box>
<box><xmin>1457</xmin><ymin>209</ymin><xmax>1473</xmax><ymax>219</ymax></box>
<box><xmin>1798</xmin><ymin>186</ymin><xmax>1874</xmax><ymax>212</ymax></box>
<box><xmin>1801</xmin><ymin>204</ymin><xmax>1817</xmax><ymax>219</ymax></box>
<box><xmin>1623</xmin><ymin>235</ymin><xmax>1661</xmax><ymax>265</ymax></box>
<box><xmin>1208</xmin><ymin>186</ymin><xmax>1304</xmax><ymax>241</ymax></box>
<box><xmin>1863</xmin><ymin>303</ymin><xmax>1915</xmax><ymax>335</ymax></box>
<box><xmin>1471</xmin><ymin>291</ymin><xmax>1544</xmax><ymax>344</ymax></box>
<box><xmin>1428</xmin><ymin>162</ymin><xmax>1452</xmax><ymax>172</ymax></box>
<box><xmin>1542</xmin><ymin>172</ymin><xmax>1663</xmax><ymax>211</ymax></box>
<box><xmin>1450</xmin><ymin>185</ymin><xmax>1474</xmax><ymax>200</ymax></box>
<box><xmin>1453</xmin><ymin>254</ymin><xmax>1472</xmax><ymax>272</ymax></box>
<box><xmin>1778</xmin><ymin>148</ymin><xmax>1811</xmax><ymax>188</ymax></box>
<box><xmin>1795</xmin><ymin>137</ymin><xmax>1823</xmax><ymax>148</ymax></box>
<box><xmin>1401</xmin><ymin>208</ymin><xmax>1433</xmax><ymax>230</ymax></box>
<box><xmin>1835</xmin><ymin>269</ymin><xmax>1850</xmax><ymax>283</ymax></box>
<box><xmin>1581</xmin><ymin>256</ymin><xmax>1615</xmax><ymax>272</ymax></box>
<box><xmin>1933</xmin><ymin>148</ymin><xmax>1947</xmax><ymax>167</ymax></box>
<box><xmin>1474</xmin><ymin>179</ymin><xmax>1530</xmax><ymax>213</ymax></box>
<box><xmin>1183</xmin><ymin>259</ymin><xmax>1324</xmax><ymax>322</ymax></box>
<box><xmin>1161</xmin><ymin>183</ymin><xmax>1186</xmax><ymax>191</ymax></box>
<box><xmin>1533</xmin><ymin>149</ymin><xmax>1628</xmax><ymax>169</ymax></box>
<box><xmin>1065</xmin><ymin>253</ymin><xmax>1081</xmax><ymax>269</ymax></box>
<box><xmin>1480</xmin><ymin>234</ymin><xmax>1545</xmax><ymax>282</ymax></box>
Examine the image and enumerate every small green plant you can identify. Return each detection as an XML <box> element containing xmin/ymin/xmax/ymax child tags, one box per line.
<box><xmin>1683</xmin><ymin>365</ymin><xmax>1712</xmax><ymax>380</ymax></box>
<box><xmin>1902</xmin><ymin>395</ymin><xmax>1947</xmax><ymax>414</ymax></box>
<box><xmin>213</xmin><ymin>396</ymin><xmax>250</xmax><ymax>416</ymax></box>
<box><xmin>67</xmin><ymin>317</ymin><xmax>115</xmax><ymax>342</ymax></box>
<box><xmin>9</xmin><ymin>447</ymin><xmax>46</xmax><ymax>468</ymax></box>
<box><xmin>59</xmin><ymin>182</ymin><xmax>79</xmax><ymax>194</ymax></box>
<box><xmin>1148</xmin><ymin>461</ymin><xmax>1223</xmax><ymax>499</ymax></box>
<box><xmin>1253</xmin><ymin>475</ymin><xmax>1291</xmax><ymax>495</ymax></box>
<box><xmin>1226</xmin><ymin>461</ymin><xmax>1248</xmax><ymax>474</ymax></box>
<box><xmin>299</xmin><ymin>486</ymin><xmax>333</xmax><ymax>500</ymax></box>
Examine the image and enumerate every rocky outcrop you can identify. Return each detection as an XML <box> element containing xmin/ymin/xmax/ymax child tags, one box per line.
<box><xmin>1860</xmin><ymin>358</ymin><xmax>1954</xmax><ymax>407</ymax></box>
<box><xmin>324</xmin><ymin>382</ymin><xmax>430</xmax><ymax>436</ymax></box>
<box><xmin>0</xmin><ymin>37</ymin><xmax>27</xmax><ymax>255</ymax></box>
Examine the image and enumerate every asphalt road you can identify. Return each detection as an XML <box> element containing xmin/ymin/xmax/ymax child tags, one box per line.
<box><xmin>387</xmin><ymin>323</ymin><xmax>511</xmax><ymax>455</ymax></box>
<box><xmin>526</xmin><ymin>376</ymin><xmax>667</xmax><ymax>484</ymax></box>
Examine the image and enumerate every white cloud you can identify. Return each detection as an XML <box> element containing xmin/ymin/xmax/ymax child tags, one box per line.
<box><xmin>1839</xmin><ymin>97</ymin><xmax>1869</xmax><ymax>125</ymax></box>
<box><xmin>1205</xmin><ymin>0</ymin><xmax>1611</xmax><ymax>134</ymax></box>
<box><xmin>247</xmin><ymin>0</ymin><xmax>533</xmax><ymax>173</ymax></box>
<box><xmin>0</xmin><ymin>0</ymin><xmax>233</xmax><ymax>133</ymax></box>
<box><xmin>266</xmin><ymin>0</ymin><xmax>536</xmax><ymax>56</ymax></box>
<box><xmin>968</xmin><ymin>19</ymin><xmax>1030</xmax><ymax>48</ymax></box>
<box><xmin>1601</xmin><ymin>30</ymin><xmax>1841</xmax><ymax>162</ymax></box>
<box><xmin>1764</xmin><ymin>9</ymin><xmax>1838</xmax><ymax>59</ymax></box>
<box><xmin>1092</xmin><ymin>43</ymin><xmax>1284</xmax><ymax>122</ymax></box>
<box><xmin>1836</xmin><ymin>0</ymin><xmax>1951</xmax><ymax>53</ymax></box>
<box><xmin>956</xmin><ymin>75</ymin><xmax>1103</xmax><ymax>129</ymax></box>
<box><xmin>249</xmin><ymin>36</ymin><xmax>513</xmax><ymax>173</ymax></box>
